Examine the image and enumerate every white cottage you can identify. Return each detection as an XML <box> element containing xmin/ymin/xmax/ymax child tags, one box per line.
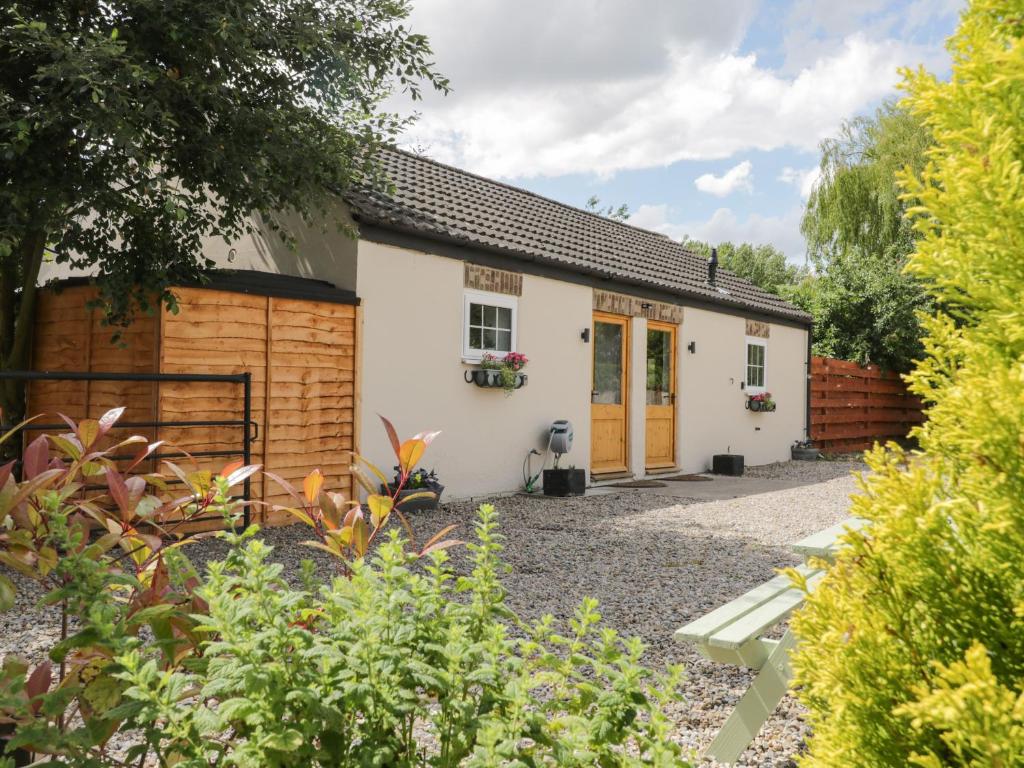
<box><xmin>38</xmin><ymin>147</ymin><xmax>813</xmax><ymax>502</ymax></box>
<box><xmin>211</xmin><ymin>148</ymin><xmax>811</xmax><ymax>497</ymax></box>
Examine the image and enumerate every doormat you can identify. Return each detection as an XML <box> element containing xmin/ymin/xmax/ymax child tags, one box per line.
<box><xmin>607</xmin><ymin>480</ymin><xmax>668</xmax><ymax>488</ymax></box>
<box><xmin>659</xmin><ymin>474</ymin><xmax>714</xmax><ymax>482</ymax></box>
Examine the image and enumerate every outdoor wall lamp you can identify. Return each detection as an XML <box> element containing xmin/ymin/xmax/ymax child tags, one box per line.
<box><xmin>581</xmin><ymin>328</ymin><xmax>591</xmax><ymax>343</ymax></box>
<box><xmin>687</xmin><ymin>341</ymin><xmax>696</xmax><ymax>354</ymax></box>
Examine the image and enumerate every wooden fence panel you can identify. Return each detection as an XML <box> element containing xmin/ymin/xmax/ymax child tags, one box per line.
<box><xmin>810</xmin><ymin>356</ymin><xmax>925</xmax><ymax>453</ymax></box>
<box><xmin>31</xmin><ymin>284</ymin><xmax>357</xmax><ymax>531</ymax></box>
<box><xmin>29</xmin><ymin>287</ymin><xmax>159</xmax><ymax>442</ymax></box>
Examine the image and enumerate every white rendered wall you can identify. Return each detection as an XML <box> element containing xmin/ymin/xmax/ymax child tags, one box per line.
<box><xmin>357</xmin><ymin>240</ymin><xmax>593</xmax><ymax>499</ymax></box>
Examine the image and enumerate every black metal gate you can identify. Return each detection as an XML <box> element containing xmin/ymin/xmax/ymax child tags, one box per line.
<box><xmin>0</xmin><ymin>370</ymin><xmax>255</xmax><ymax>529</ymax></box>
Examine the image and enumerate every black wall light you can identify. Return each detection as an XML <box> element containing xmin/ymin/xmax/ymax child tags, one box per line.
<box><xmin>687</xmin><ymin>341</ymin><xmax>696</xmax><ymax>354</ymax></box>
<box><xmin>581</xmin><ymin>328</ymin><xmax>591</xmax><ymax>343</ymax></box>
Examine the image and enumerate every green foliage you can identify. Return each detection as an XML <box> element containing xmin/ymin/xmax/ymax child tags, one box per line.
<box><xmin>803</xmin><ymin>102</ymin><xmax>930</xmax><ymax>266</ymax></box>
<box><xmin>682</xmin><ymin>239</ymin><xmax>807</xmax><ymax>296</ymax></box>
<box><xmin>0</xmin><ymin>0</ymin><xmax>447</xmax><ymax>415</ymax></box>
<box><xmin>585</xmin><ymin>195</ymin><xmax>631</xmax><ymax>222</ymax></box>
<box><xmin>114</xmin><ymin>505</ymin><xmax>687</xmax><ymax>767</ymax></box>
<box><xmin>791</xmin><ymin>3</ymin><xmax>1024</xmax><ymax>765</ymax></box>
<box><xmin>795</xmin><ymin>101</ymin><xmax>933</xmax><ymax>372</ymax></box>
<box><xmin>783</xmin><ymin>251</ymin><xmax>930</xmax><ymax>371</ymax></box>
<box><xmin>0</xmin><ymin>407</ymin><xmax>253</xmax><ymax>763</ymax></box>
<box><xmin>1</xmin><ymin>413</ymin><xmax>687</xmax><ymax>765</ymax></box>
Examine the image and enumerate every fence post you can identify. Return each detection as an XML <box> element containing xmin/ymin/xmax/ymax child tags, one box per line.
<box><xmin>242</xmin><ymin>371</ymin><xmax>252</xmax><ymax>530</ymax></box>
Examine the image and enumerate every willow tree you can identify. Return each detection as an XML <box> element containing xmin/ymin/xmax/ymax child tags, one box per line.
<box><xmin>796</xmin><ymin>102</ymin><xmax>933</xmax><ymax>372</ymax></box>
<box><xmin>0</xmin><ymin>0</ymin><xmax>447</xmax><ymax>418</ymax></box>
<box><xmin>793</xmin><ymin>2</ymin><xmax>1024</xmax><ymax>764</ymax></box>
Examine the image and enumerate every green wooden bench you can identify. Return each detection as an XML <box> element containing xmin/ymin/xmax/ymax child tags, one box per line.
<box><xmin>674</xmin><ymin>518</ymin><xmax>866</xmax><ymax>764</ymax></box>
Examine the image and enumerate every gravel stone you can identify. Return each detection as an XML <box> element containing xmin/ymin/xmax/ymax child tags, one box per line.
<box><xmin>1</xmin><ymin>459</ymin><xmax>867</xmax><ymax>765</ymax></box>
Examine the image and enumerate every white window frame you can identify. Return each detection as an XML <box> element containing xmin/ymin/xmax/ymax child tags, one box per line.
<box><xmin>744</xmin><ymin>336</ymin><xmax>767</xmax><ymax>394</ymax></box>
<box><xmin>462</xmin><ymin>289</ymin><xmax>518</xmax><ymax>362</ymax></box>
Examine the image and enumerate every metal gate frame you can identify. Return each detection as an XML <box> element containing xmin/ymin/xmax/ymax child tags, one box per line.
<box><xmin>0</xmin><ymin>370</ymin><xmax>254</xmax><ymax>529</ymax></box>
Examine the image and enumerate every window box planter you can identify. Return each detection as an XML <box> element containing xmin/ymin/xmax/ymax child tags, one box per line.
<box><xmin>464</xmin><ymin>368</ymin><xmax>528</xmax><ymax>390</ymax></box>
<box><xmin>745</xmin><ymin>394</ymin><xmax>776</xmax><ymax>412</ymax></box>
<box><xmin>543</xmin><ymin>468</ymin><xmax>586</xmax><ymax>497</ymax></box>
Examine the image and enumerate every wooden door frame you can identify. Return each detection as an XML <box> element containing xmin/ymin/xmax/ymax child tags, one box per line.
<box><xmin>645</xmin><ymin>319</ymin><xmax>677</xmax><ymax>470</ymax></box>
<box><xmin>591</xmin><ymin>310</ymin><xmax>630</xmax><ymax>476</ymax></box>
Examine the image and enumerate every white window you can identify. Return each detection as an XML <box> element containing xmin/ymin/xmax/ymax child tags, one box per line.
<box><xmin>745</xmin><ymin>337</ymin><xmax>767</xmax><ymax>393</ymax></box>
<box><xmin>463</xmin><ymin>290</ymin><xmax>517</xmax><ymax>361</ymax></box>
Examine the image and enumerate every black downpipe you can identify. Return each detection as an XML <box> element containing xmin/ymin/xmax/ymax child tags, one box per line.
<box><xmin>805</xmin><ymin>323</ymin><xmax>814</xmax><ymax>441</ymax></box>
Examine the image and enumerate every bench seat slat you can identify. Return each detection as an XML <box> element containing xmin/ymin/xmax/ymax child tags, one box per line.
<box><xmin>708</xmin><ymin>571</ymin><xmax>825</xmax><ymax>649</ymax></box>
<box><xmin>674</xmin><ymin>563</ymin><xmax>819</xmax><ymax>644</ymax></box>
<box><xmin>792</xmin><ymin>517</ymin><xmax>867</xmax><ymax>560</ymax></box>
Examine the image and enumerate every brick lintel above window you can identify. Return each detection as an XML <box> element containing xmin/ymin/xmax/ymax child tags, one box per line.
<box><xmin>464</xmin><ymin>263</ymin><xmax>522</xmax><ymax>297</ymax></box>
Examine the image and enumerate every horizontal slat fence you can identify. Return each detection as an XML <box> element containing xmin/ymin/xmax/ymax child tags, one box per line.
<box><xmin>29</xmin><ymin>284</ymin><xmax>358</xmax><ymax>532</ymax></box>
<box><xmin>810</xmin><ymin>356</ymin><xmax>924</xmax><ymax>453</ymax></box>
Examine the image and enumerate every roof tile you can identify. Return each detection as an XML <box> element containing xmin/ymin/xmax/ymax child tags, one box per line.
<box><xmin>348</xmin><ymin>148</ymin><xmax>811</xmax><ymax>324</ymax></box>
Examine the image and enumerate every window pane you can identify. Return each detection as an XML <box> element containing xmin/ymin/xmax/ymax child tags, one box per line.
<box><xmin>646</xmin><ymin>329</ymin><xmax>672</xmax><ymax>405</ymax></box>
<box><xmin>470</xmin><ymin>303</ymin><xmax>483</xmax><ymax>325</ymax></box>
<box><xmin>482</xmin><ymin>328</ymin><xmax>497</xmax><ymax>349</ymax></box>
<box><xmin>593</xmin><ymin>321</ymin><xmax>624</xmax><ymax>405</ymax></box>
<box><xmin>748</xmin><ymin>344</ymin><xmax>755</xmax><ymax>365</ymax></box>
<box><xmin>469</xmin><ymin>327</ymin><xmax>482</xmax><ymax>349</ymax></box>
<box><xmin>483</xmin><ymin>305</ymin><xmax>496</xmax><ymax>326</ymax></box>
<box><xmin>497</xmin><ymin>306</ymin><xmax>512</xmax><ymax>331</ymax></box>
<box><xmin>496</xmin><ymin>330</ymin><xmax>512</xmax><ymax>351</ymax></box>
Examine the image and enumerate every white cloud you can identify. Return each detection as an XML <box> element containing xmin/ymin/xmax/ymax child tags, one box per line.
<box><xmin>695</xmin><ymin>160</ymin><xmax>753</xmax><ymax>196</ymax></box>
<box><xmin>778</xmin><ymin>165</ymin><xmax>822</xmax><ymax>198</ymax></box>
<box><xmin>631</xmin><ymin>204</ymin><xmax>808</xmax><ymax>263</ymax></box>
<box><xmin>400</xmin><ymin>32</ymin><xmax>934</xmax><ymax>180</ymax></box>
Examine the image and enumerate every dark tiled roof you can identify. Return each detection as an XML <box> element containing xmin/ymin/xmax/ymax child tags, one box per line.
<box><xmin>348</xmin><ymin>147</ymin><xmax>811</xmax><ymax>324</ymax></box>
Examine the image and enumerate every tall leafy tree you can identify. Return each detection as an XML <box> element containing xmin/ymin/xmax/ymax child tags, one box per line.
<box><xmin>793</xmin><ymin>3</ymin><xmax>1024</xmax><ymax>764</ymax></box>
<box><xmin>0</xmin><ymin>0</ymin><xmax>447</xmax><ymax>417</ymax></box>
<box><xmin>797</xmin><ymin>102</ymin><xmax>933</xmax><ymax>371</ymax></box>
<box><xmin>681</xmin><ymin>238</ymin><xmax>807</xmax><ymax>296</ymax></box>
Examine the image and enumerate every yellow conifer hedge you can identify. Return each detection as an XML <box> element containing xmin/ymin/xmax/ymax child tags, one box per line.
<box><xmin>792</xmin><ymin>2</ymin><xmax>1024</xmax><ymax>765</ymax></box>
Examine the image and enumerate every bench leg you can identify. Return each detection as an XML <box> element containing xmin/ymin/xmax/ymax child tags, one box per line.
<box><xmin>704</xmin><ymin>629</ymin><xmax>796</xmax><ymax>764</ymax></box>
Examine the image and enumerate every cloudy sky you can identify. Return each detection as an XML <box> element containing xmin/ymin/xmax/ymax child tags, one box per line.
<box><xmin>392</xmin><ymin>0</ymin><xmax>963</xmax><ymax>263</ymax></box>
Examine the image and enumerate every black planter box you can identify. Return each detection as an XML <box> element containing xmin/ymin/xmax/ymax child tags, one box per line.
<box><xmin>712</xmin><ymin>454</ymin><xmax>744</xmax><ymax>476</ymax></box>
<box><xmin>543</xmin><ymin>468</ymin><xmax>586</xmax><ymax>497</ymax></box>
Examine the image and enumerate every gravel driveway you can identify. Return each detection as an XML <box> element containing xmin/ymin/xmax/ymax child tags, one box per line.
<box><xmin>3</xmin><ymin>459</ymin><xmax>866</xmax><ymax>766</ymax></box>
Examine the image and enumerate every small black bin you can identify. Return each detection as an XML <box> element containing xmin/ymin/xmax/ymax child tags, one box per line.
<box><xmin>712</xmin><ymin>454</ymin><xmax>744</xmax><ymax>476</ymax></box>
<box><xmin>543</xmin><ymin>468</ymin><xmax>586</xmax><ymax>497</ymax></box>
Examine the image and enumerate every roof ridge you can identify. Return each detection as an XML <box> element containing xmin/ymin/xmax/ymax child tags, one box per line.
<box><xmin>386</xmin><ymin>145</ymin><xmax>696</xmax><ymax>252</ymax></box>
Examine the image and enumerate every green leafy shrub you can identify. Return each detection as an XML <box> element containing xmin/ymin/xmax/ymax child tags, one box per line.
<box><xmin>112</xmin><ymin>505</ymin><xmax>687</xmax><ymax>767</ymax></box>
<box><xmin>0</xmin><ymin>407</ymin><xmax>255</xmax><ymax>764</ymax></box>
<box><xmin>0</xmin><ymin>411</ymin><xmax>687</xmax><ymax>766</ymax></box>
<box><xmin>791</xmin><ymin>3</ymin><xmax>1024</xmax><ymax>765</ymax></box>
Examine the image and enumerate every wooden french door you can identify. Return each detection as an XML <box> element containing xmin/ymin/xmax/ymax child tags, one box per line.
<box><xmin>645</xmin><ymin>321</ymin><xmax>676</xmax><ymax>469</ymax></box>
<box><xmin>591</xmin><ymin>312</ymin><xmax>629</xmax><ymax>474</ymax></box>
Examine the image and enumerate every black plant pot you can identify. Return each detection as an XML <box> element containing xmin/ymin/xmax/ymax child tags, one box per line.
<box><xmin>543</xmin><ymin>468</ymin><xmax>586</xmax><ymax>497</ymax></box>
<box><xmin>382</xmin><ymin>485</ymin><xmax>444</xmax><ymax>513</ymax></box>
<box><xmin>0</xmin><ymin>723</ymin><xmax>32</xmax><ymax>767</ymax></box>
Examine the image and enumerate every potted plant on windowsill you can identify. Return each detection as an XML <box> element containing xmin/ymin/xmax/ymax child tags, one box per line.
<box><xmin>746</xmin><ymin>391</ymin><xmax>777</xmax><ymax>412</ymax></box>
<box><xmin>381</xmin><ymin>466</ymin><xmax>445</xmax><ymax>512</ymax></box>
<box><xmin>466</xmin><ymin>352</ymin><xmax>529</xmax><ymax>395</ymax></box>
